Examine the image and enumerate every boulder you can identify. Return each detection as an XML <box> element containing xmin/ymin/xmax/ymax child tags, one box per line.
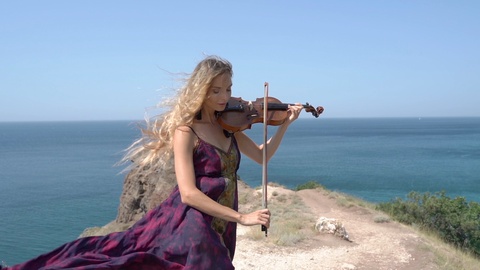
<box><xmin>315</xmin><ymin>216</ymin><xmax>351</xmax><ymax>242</ymax></box>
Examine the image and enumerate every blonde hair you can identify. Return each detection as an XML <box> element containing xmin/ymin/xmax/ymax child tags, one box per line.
<box><xmin>121</xmin><ymin>55</ymin><xmax>233</xmax><ymax>175</ymax></box>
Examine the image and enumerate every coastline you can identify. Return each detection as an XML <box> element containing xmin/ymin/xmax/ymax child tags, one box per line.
<box><xmin>2</xmin><ymin>181</ymin><xmax>478</xmax><ymax>269</ymax></box>
<box><xmin>77</xmin><ymin>181</ymin><xmax>478</xmax><ymax>269</ymax></box>
<box><xmin>1</xmin><ymin>118</ymin><xmax>479</xmax><ymax>266</ymax></box>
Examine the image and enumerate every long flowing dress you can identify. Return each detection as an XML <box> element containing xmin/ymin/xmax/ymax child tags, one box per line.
<box><xmin>5</xmin><ymin>130</ymin><xmax>240</xmax><ymax>270</ymax></box>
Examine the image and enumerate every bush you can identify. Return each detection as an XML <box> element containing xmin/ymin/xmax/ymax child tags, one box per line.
<box><xmin>377</xmin><ymin>191</ymin><xmax>480</xmax><ymax>257</ymax></box>
<box><xmin>295</xmin><ymin>180</ymin><xmax>323</xmax><ymax>191</ymax></box>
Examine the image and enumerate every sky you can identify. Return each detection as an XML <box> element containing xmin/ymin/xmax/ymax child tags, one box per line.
<box><xmin>1</xmin><ymin>0</ymin><xmax>479</xmax><ymax>121</ymax></box>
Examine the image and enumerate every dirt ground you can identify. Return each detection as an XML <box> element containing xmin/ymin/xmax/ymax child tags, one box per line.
<box><xmin>232</xmin><ymin>185</ymin><xmax>441</xmax><ymax>270</ymax></box>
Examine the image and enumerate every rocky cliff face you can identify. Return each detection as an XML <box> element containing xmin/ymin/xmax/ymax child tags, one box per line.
<box><xmin>79</xmin><ymin>165</ymin><xmax>176</xmax><ymax>237</ymax></box>
<box><xmin>115</xmin><ymin>166</ymin><xmax>176</xmax><ymax>224</ymax></box>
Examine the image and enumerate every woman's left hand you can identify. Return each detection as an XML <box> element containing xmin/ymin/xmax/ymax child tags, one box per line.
<box><xmin>284</xmin><ymin>103</ymin><xmax>303</xmax><ymax>124</ymax></box>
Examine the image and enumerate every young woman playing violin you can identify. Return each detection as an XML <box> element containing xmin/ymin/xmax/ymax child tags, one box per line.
<box><xmin>3</xmin><ymin>56</ymin><xmax>302</xmax><ymax>270</ymax></box>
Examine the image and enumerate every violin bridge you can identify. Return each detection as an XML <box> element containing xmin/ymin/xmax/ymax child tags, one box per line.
<box><xmin>247</xmin><ymin>101</ymin><xmax>254</xmax><ymax>111</ymax></box>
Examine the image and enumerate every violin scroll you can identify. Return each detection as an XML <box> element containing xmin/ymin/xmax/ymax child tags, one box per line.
<box><xmin>304</xmin><ymin>102</ymin><xmax>324</xmax><ymax>118</ymax></box>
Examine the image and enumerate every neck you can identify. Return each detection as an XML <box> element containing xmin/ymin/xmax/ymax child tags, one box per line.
<box><xmin>198</xmin><ymin>108</ymin><xmax>219</xmax><ymax>125</ymax></box>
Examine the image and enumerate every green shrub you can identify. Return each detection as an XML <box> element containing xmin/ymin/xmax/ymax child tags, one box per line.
<box><xmin>295</xmin><ymin>180</ymin><xmax>323</xmax><ymax>191</ymax></box>
<box><xmin>377</xmin><ymin>191</ymin><xmax>480</xmax><ymax>257</ymax></box>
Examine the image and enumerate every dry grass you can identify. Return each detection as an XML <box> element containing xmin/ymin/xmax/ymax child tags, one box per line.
<box><xmin>239</xmin><ymin>182</ymin><xmax>316</xmax><ymax>246</ymax></box>
<box><xmin>373</xmin><ymin>215</ymin><xmax>391</xmax><ymax>223</ymax></box>
<box><xmin>238</xmin><ymin>180</ymin><xmax>480</xmax><ymax>269</ymax></box>
<box><xmin>326</xmin><ymin>190</ymin><xmax>378</xmax><ymax>211</ymax></box>
<box><xmin>414</xmin><ymin>227</ymin><xmax>480</xmax><ymax>270</ymax></box>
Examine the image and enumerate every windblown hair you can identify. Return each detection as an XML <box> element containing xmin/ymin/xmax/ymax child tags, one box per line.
<box><xmin>121</xmin><ymin>56</ymin><xmax>233</xmax><ymax>177</ymax></box>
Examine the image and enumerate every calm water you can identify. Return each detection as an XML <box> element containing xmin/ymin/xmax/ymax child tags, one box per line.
<box><xmin>1</xmin><ymin>118</ymin><xmax>479</xmax><ymax>265</ymax></box>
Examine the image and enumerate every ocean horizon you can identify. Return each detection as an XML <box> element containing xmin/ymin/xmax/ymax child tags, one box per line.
<box><xmin>1</xmin><ymin>117</ymin><xmax>479</xmax><ymax>265</ymax></box>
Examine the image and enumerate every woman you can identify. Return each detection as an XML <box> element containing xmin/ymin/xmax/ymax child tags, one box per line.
<box><xmin>4</xmin><ymin>56</ymin><xmax>302</xmax><ymax>269</ymax></box>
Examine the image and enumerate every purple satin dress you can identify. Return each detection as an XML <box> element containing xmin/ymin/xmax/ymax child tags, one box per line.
<box><xmin>5</xmin><ymin>131</ymin><xmax>240</xmax><ymax>270</ymax></box>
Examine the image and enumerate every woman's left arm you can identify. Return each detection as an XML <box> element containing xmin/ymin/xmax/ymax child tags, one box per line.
<box><xmin>235</xmin><ymin>104</ymin><xmax>302</xmax><ymax>164</ymax></box>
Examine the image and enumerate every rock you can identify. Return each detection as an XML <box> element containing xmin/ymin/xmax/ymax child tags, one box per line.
<box><xmin>315</xmin><ymin>217</ymin><xmax>351</xmax><ymax>242</ymax></box>
<box><xmin>115</xmin><ymin>165</ymin><xmax>176</xmax><ymax>224</ymax></box>
<box><xmin>79</xmin><ymin>165</ymin><xmax>176</xmax><ymax>238</ymax></box>
<box><xmin>79</xmin><ymin>221</ymin><xmax>131</xmax><ymax>237</ymax></box>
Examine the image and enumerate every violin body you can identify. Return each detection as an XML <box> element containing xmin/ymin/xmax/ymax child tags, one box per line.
<box><xmin>218</xmin><ymin>96</ymin><xmax>324</xmax><ymax>132</ymax></box>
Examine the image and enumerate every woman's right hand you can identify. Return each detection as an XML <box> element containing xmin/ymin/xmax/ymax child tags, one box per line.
<box><xmin>239</xmin><ymin>209</ymin><xmax>270</xmax><ymax>228</ymax></box>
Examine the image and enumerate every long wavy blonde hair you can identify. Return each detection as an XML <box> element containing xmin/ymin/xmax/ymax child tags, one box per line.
<box><xmin>121</xmin><ymin>56</ymin><xmax>233</xmax><ymax>176</ymax></box>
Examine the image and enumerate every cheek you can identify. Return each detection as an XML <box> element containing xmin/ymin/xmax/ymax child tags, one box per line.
<box><xmin>205</xmin><ymin>95</ymin><xmax>219</xmax><ymax>106</ymax></box>
<box><xmin>205</xmin><ymin>90</ymin><xmax>213</xmax><ymax>99</ymax></box>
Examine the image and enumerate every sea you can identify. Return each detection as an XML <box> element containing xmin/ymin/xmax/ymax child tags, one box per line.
<box><xmin>1</xmin><ymin>117</ymin><xmax>479</xmax><ymax>265</ymax></box>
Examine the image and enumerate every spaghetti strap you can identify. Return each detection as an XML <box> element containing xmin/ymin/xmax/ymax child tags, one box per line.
<box><xmin>187</xmin><ymin>125</ymin><xmax>232</xmax><ymax>139</ymax></box>
<box><xmin>186</xmin><ymin>126</ymin><xmax>199</xmax><ymax>138</ymax></box>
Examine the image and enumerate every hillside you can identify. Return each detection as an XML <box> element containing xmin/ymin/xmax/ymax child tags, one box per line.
<box><xmin>80</xmin><ymin>179</ymin><xmax>479</xmax><ymax>269</ymax></box>
<box><xmin>232</xmin><ymin>182</ymin><xmax>479</xmax><ymax>270</ymax></box>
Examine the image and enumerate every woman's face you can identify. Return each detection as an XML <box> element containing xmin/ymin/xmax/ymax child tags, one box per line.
<box><xmin>204</xmin><ymin>73</ymin><xmax>232</xmax><ymax>112</ymax></box>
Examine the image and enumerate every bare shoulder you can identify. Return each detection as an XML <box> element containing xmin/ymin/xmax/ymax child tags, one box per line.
<box><xmin>174</xmin><ymin>126</ymin><xmax>195</xmax><ymax>144</ymax></box>
<box><xmin>176</xmin><ymin>125</ymin><xmax>192</xmax><ymax>132</ymax></box>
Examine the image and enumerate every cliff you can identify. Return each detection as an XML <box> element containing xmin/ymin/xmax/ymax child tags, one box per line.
<box><xmin>80</xmin><ymin>165</ymin><xmax>176</xmax><ymax>237</ymax></box>
<box><xmin>80</xmin><ymin>170</ymin><xmax>479</xmax><ymax>269</ymax></box>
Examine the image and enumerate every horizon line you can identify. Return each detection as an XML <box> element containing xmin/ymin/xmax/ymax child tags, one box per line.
<box><xmin>1</xmin><ymin>116</ymin><xmax>480</xmax><ymax>123</ymax></box>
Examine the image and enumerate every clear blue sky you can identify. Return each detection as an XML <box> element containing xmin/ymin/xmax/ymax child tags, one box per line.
<box><xmin>1</xmin><ymin>1</ymin><xmax>479</xmax><ymax>121</ymax></box>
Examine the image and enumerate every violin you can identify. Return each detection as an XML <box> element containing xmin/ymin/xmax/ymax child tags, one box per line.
<box><xmin>218</xmin><ymin>96</ymin><xmax>324</xmax><ymax>132</ymax></box>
